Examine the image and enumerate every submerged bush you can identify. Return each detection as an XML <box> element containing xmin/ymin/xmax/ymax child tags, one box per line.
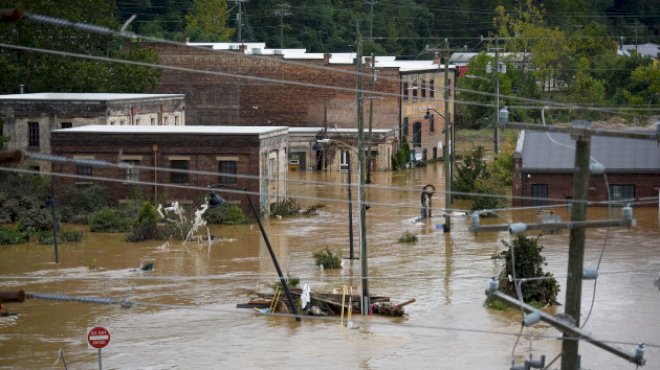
<box><xmin>126</xmin><ymin>202</ymin><xmax>161</xmax><ymax>242</ymax></box>
<box><xmin>17</xmin><ymin>207</ymin><xmax>52</xmax><ymax>233</ymax></box>
<box><xmin>90</xmin><ymin>208</ymin><xmax>131</xmax><ymax>232</ymax></box>
<box><xmin>37</xmin><ymin>230</ymin><xmax>83</xmax><ymax>244</ymax></box>
<box><xmin>313</xmin><ymin>248</ymin><xmax>342</xmax><ymax>269</ymax></box>
<box><xmin>0</xmin><ymin>226</ymin><xmax>27</xmax><ymax>245</ymax></box>
<box><xmin>398</xmin><ymin>231</ymin><xmax>418</xmax><ymax>243</ymax></box>
<box><xmin>58</xmin><ymin>184</ymin><xmax>110</xmax><ymax>223</ymax></box>
<box><xmin>204</xmin><ymin>204</ymin><xmax>248</xmax><ymax>224</ymax></box>
<box><xmin>270</xmin><ymin>199</ymin><xmax>301</xmax><ymax>218</ymax></box>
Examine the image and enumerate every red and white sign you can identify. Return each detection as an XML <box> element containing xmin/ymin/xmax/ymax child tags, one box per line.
<box><xmin>87</xmin><ymin>326</ymin><xmax>110</xmax><ymax>349</ymax></box>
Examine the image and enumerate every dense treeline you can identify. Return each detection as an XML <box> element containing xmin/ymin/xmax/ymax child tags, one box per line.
<box><xmin>116</xmin><ymin>0</ymin><xmax>657</xmax><ymax>56</ymax></box>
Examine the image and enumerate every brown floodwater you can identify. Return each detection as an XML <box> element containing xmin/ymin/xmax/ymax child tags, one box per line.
<box><xmin>1</xmin><ymin>164</ymin><xmax>659</xmax><ymax>369</ymax></box>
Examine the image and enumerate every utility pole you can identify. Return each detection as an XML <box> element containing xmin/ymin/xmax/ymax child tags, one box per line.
<box><xmin>366</xmin><ymin>1</ymin><xmax>376</xmax><ymax>43</ymax></box>
<box><xmin>482</xmin><ymin>35</ymin><xmax>504</xmax><ymax>154</ymax></box>
<box><xmin>561</xmin><ymin>125</ymin><xmax>591</xmax><ymax>370</ymax></box>
<box><xmin>355</xmin><ymin>30</ymin><xmax>369</xmax><ymax>315</ymax></box>
<box><xmin>273</xmin><ymin>2</ymin><xmax>291</xmax><ymax>49</ymax></box>
<box><xmin>443</xmin><ymin>40</ymin><xmax>452</xmax><ymax>209</ymax></box>
<box><xmin>366</xmin><ymin>53</ymin><xmax>375</xmax><ymax>184</ymax></box>
<box><xmin>229</xmin><ymin>0</ymin><xmax>248</xmax><ymax>44</ymax></box>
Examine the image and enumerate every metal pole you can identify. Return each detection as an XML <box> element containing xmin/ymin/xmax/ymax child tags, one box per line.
<box><xmin>347</xmin><ymin>153</ymin><xmax>354</xmax><ymax>259</ymax></box>
<box><xmin>97</xmin><ymin>348</ymin><xmax>102</xmax><ymax>370</ymax></box>
<box><xmin>443</xmin><ymin>42</ymin><xmax>452</xmax><ymax>213</ymax></box>
<box><xmin>366</xmin><ymin>53</ymin><xmax>375</xmax><ymax>184</ymax></box>
<box><xmin>356</xmin><ymin>32</ymin><xmax>370</xmax><ymax>315</ymax></box>
<box><xmin>47</xmin><ymin>193</ymin><xmax>60</xmax><ymax>264</ymax></box>
<box><xmin>561</xmin><ymin>130</ymin><xmax>591</xmax><ymax>370</ymax></box>
<box><xmin>494</xmin><ymin>37</ymin><xmax>500</xmax><ymax>155</ymax></box>
<box><xmin>245</xmin><ymin>194</ymin><xmax>301</xmax><ymax>321</ymax></box>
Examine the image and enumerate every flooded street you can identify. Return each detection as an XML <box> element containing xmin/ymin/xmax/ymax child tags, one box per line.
<box><xmin>1</xmin><ymin>163</ymin><xmax>659</xmax><ymax>369</ymax></box>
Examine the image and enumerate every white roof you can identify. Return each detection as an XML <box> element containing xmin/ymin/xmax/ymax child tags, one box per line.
<box><xmin>0</xmin><ymin>93</ymin><xmax>184</xmax><ymax>101</ymax></box>
<box><xmin>288</xmin><ymin>127</ymin><xmax>392</xmax><ymax>134</ymax></box>
<box><xmin>53</xmin><ymin>125</ymin><xmax>288</xmax><ymax>135</ymax></box>
<box><xmin>622</xmin><ymin>43</ymin><xmax>659</xmax><ymax>59</ymax></box>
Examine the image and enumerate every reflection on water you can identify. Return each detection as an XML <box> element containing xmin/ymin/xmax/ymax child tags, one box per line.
<box><xmin>1</xmin><ymin>163</ymin><xmax>658</xmax><ymax>369</ymax></box>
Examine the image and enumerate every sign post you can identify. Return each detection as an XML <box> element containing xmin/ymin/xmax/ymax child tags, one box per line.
<box><xmin>87</xmin><ymin>326</ymin><xmax>110</xmax><ymax>370</ymax></box>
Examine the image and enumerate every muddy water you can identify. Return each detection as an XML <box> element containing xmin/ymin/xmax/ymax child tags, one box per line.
<box><xmin>1</xmin><ymin>164</ymin><xmax>659</xmax><ymax>369</ymax></box>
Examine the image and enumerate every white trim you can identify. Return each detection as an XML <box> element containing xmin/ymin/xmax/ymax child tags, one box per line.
<box><xmin>120</xmin><ymin>155</ymin><xmax>143</xmax><ymax>160</ymax></box>
<box><xmin>216</xmin><ymin>156</ymin><xmax>239</xmax><ymax>161</ymax></box>
<box><xmin>73</xmin><ymin>155</ymin><xmax>95</xmax><ymax>160</ymax></box>
<box><xmin>168</xmin><ymin>155</ymin><xmax>190</xmax><ymax>161</ymax></box>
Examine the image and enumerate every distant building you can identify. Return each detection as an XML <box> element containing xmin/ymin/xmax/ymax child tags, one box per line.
<box><xmin>288</xmin><ymin>127</ymin><xmax>396</xmax><ymax>172</ymax></box>
<box><xmin>50</xmin><ymin>125</ymin><xmax>288</xmax><ymax>214</ymax></box>
<box><xmin>621</xmin><ymin>43</ymin><xmax>659</xmax><ymax>59</ymax></box>
<box><xmin>0</xmin><ymin>93</ymin><xmax>186</xmax><ymax>171</ymax></box>
<box><xmin>512</xmin><ymin>130</ymin><xmax>660</xmax><ymax>207</ymax></box>
<box><xmin>144</xmin><ymin>42</ymin><xmax>456</xmax><ymax>168</ymax></box>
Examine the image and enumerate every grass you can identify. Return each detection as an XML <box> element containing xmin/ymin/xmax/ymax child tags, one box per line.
<box><xmin>398</xmin><ymin>231</ymin><xmax>418</xmax><ymax>243</ymax></box>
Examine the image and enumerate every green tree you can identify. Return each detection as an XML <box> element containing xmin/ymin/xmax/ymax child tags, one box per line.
<box><xmin>184</xmin><ymin>0</ymin><xmax>235</xmax><ymax>42</ymax></box>
<box><xmin>454</xmin><ymin>146</ymin><xmax>488</xmax><ymax>195</ymax></box>
<box><xmin>623</xmin><ymin>63</ymin><xmax>659</xmax><ymax>108</ymax></box>
<box><xmin>570</xmin><ymin>57</ymin><xmax>605</xmax><ymax>106</ymax></box>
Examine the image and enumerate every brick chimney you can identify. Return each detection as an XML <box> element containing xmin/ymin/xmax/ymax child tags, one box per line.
<box><xmin>433</xmin><ymin>52</ymin><xmax>441</xmax><ymax>65</ymax></box>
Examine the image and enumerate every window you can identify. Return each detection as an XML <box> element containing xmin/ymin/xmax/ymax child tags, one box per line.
<box><xmin>609</xmin><ymin>184</ymin><xmax>635</xmax><ymax>202</ymax></box>
<box><xmin>218</xmin><ymin>160</ymin><xmax>237</xmax><ymax>184</ymax></box>
<box><xmin>403</xmin><ymin>82</ymin><xmax>409</xmax><ymax>101</ymax></box>
<box><xmin>135</xmin><ymin>118</ymin><xmax>141</xmax><ymax>125</ymax></box>
<box><xmin>421</xmin><ymin>80</ymin><xmax>426</xmax><ymax>98</ymax></box>
<box><xmin>432</xmin><ymin>147</ymin><xmax>437</xmax><ymax>160</ymax></box>
<box><xmin>28</xmin><ymin>122</ymin><xmax>39</xmax><ymax>147</ymax></box>
<box><xmin>151</xmin><ymin>117</ymin><xmax>156</xmax><ymax>125</ymax></box>
<box><xmin>402</xmin><ymin>117</ymin><xmax>409</xmax><ymax>138</ymax></box>
<box><xmin>123</xmin><ymin>160</ymin><xmax>140</xmax><ymax>182</ymax></box>
<box><xmin>429</xmin><ymin>114</ymin><xmax>435</xmax><ymax>132</ymax></box>
<box><xmin>531</xmin><ymin>184</ymin><xmax>549</xmax><ymax>207</ymax></box>
<box><xmin>412</xmin><ymin>122</ymin><xmax>422</xmax><ymax>147</ymax></box>
<box><xmin>170</xmin><ymin>160</ymin><xmax>189</xmax><ymax>183</ymax></box>
<box><xmin>76</xmin><ymin>165</ymin><xmax>92</xmax><ymax>177</ymax></box>
<box><xmin>430</xmin><ymin>80</ymin><xmax>435</xmax><ymax>98</ymax></box>
<box><xmin>340</xmin><ymin>150</ymin><xmax>350</xmax><ymax>169</ymax></box>
<box><xmin>412</xmin><ymin>80</ymin><xmax>418</xmax><ymax>99</ymax></box>
<box><xmin>174</xmin><ymin>116</ymin><xmax>180</xmax><ymax>125</ymax></box>
<box><xmin>61</xmin><ymin>122</ymin><xmax>72</xmax><ymax>129</ymax></box>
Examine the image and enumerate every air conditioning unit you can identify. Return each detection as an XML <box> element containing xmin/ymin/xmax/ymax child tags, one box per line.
<box><xmin>273</xmin><ymin>49</ymin><xmax>283</xmax><ymax>55</ymax></box>
<box><xmin>228</xmin><ymin>45</ymin><xmax>239</xmax><ymax>50</ymax></box>
<box><xmin>251</xmin><ymin>48</ymin><xmax>262</xmax><ymax>54</ymax></box>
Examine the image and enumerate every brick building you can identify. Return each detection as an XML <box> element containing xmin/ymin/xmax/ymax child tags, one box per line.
<box><xmin>50</xmin><ymin>125</ymin><xmax>288</xmax><ymax>214</ymax></box>
<box><xmin>512</xmin><ymin>130</ymin><xmax>660</xmax><ymax>207</ymax></box>
<box><xmin>0</xmin><ymin>93</ymin><xmax>185</xmax><ymax>171</ymax></box>
<box><xmin>145</xmin><ymin>42</ymin><xmax>455</xmax><ymax>168</ymax></box>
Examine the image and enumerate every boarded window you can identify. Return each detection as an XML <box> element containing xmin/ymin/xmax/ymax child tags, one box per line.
<box><xmin>428</xmin><ymin>114</ymin><xmax>435</xmax><ymax>132</ymax></box>
<box><xmin>421</xmin><ymin>80</ymin><xmax>426</xmax><ymax>98</ymax></box>
<box><xmin>412</xmin><ymin>80</ymin><xmax>418</xmax><ymax>99</ymax></box>
<box><xmin>76</xmin><ymin>165</ymin><xmax>92</xmax><ymax>177</ymax></box>
<box><xmin>430</xmin><ymin>80</ymin><xmax>435</xmax><ymax>98</ymax></box>
<box><xmin>61</xmin><ymin>122</ymin><xmax>72</xmax><ymax>129</ymax></box>
<box><xmin>403</xmin><ymin>82</ymin><xmax>409</xmax><ymax>100</ymax></box>
<box><xmin>412</xmin><ymin>122</ymin><xmax>422</xmax><ymax>147</ymax></box>
<box><xmin>170</xmin><ymin>160</ymin><xmax>189</xmax><ymax>184</ymax></box>
<box><xmin>218</xmin><ymin>161</ymin><xmax>237</xmax><ymax>184</ymax></box>
<box><xmin>402</xmin><ymin>117</ymin><xmax>409</xmax><ymax>138</ymax></box>
<box><xmin>28</xmin><ymin>122</ymin><xmax>39</xmax><ymax>147</ymax></box>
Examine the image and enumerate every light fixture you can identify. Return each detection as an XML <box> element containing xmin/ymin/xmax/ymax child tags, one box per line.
<box><xmin>498</xmin><ymin>106</ymin><xmax>509</xmax><ymax>127</ymax></box>
<box><xmin>424</xmin><ymin>109</ymin><xmax>432</xmax><ymax>120</ymax></box>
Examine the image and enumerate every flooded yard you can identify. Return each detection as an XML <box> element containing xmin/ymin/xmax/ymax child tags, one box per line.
<box><xmin>1</xmin><ymin>164</ymin><xmax>659</xmax><ymax>369</ymax></box>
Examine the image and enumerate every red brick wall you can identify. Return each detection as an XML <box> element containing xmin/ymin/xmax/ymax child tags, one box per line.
<box><xmin>143</xmin><ymin>43</ymin><xmax>401</xmax><ymax>128</ymax></box>
<box><xmin>51</xmin><ymin>132</ymin><xmax>263</xmax><ymax>212</ymax></box>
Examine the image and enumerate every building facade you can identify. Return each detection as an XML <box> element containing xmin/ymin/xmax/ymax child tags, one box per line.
<box><xmin>50</xmin><ymin>125</ymin><xmax>288</xmax><ymax>214</ymax></box>
<box><xmin>512</xmin><ymin>130</ymin><xmax>660</xmax><ymax>207</ymax></box>
<box><xmin>0</xmin><ymin>93</ymin><xmax>186</xmax><ymax>171</ymax></box>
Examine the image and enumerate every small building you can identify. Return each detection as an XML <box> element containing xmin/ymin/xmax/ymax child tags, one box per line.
<box><xmin>288</xmin><ymin>127</ymin><xmax>396</xmax><ymax>172</ymax></box>
<box><xmin>512</xmin><ymin>130</ymin><xmax>660</xmax><ymax>207</ymax></box>
<box><xmin>50</xmin><ymin>125</ymin><xmax>288</xmax><ymax>214</ymax></box>
<box><xmin>0</xmin><ymin>93</ymin><xmax>186</xmax><ymax>171</ymax></box>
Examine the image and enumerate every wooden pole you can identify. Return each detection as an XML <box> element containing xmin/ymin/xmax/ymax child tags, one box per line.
<box><xmin>561</xmin><ymin>130</ymin><xmax>591</xmax><ymax>370</ymax></box>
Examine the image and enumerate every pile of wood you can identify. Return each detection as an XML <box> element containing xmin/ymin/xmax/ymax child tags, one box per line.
<box><xmin>237</xmin><ymin>288</ymin><xmax>415</xmax><ymax>317</ymax></box>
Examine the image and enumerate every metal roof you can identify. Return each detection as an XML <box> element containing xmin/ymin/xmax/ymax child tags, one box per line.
<box><xmin>518</xmin><ymin>130</ymin><xmax>660</xmax><ymax>172</ymax></box>
<box><xmin>53</xmin><ymin>125</ymin><xmax>288</xmax><ymax>136</ymax></box>
<box><xmin>0</xmin><ymin>93</ymin><xmax>185</xmax><ymax>101</ymax></box>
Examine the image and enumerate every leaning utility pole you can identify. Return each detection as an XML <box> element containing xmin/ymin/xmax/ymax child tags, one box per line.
<box><xmin>365</xmin><ymin>1</ymin><xmax>376</xmax><ymax>43</ymax></box>
<box><xmin>481</xmin><ymin>35</ymin><xmax>504</xmax><ymax>154</ymax></box>
<box><xmin>229</xmin><ymin>0</ymin><xmax>248</xmax><ymax>44</ymax></box>
<box><xmin>273</xmin><ymin>2</ymin><xmax>291</xmax><ymax>49</ymax></box>
<box><xmin>355</xmin><ymin>30</ymin><xmax>370</xmax><ymax>315</ymax></box>
<box><xmin>366</xmin><ymin>53</ymin><xmax>375</xmax><ymax>184</ymax></box>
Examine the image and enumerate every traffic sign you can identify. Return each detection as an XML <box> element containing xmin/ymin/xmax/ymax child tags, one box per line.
<box><xmin>87</xmin><ymin>327</ymin><xmax>110</xmax><ymax>349</ymax></box>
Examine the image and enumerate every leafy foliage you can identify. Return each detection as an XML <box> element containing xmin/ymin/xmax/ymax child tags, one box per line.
<box><xmin>454</xmin><ymin>146</ymin><xmax>489</xmax><ymax>195</ymax></box>
<box><xmin>0</xmin><ymin>173</ymin><xmax>50</xmax><ymax>223</ymax></box>
<box><xmin>313</xmin><ymin>248</ymin><xmax>342</xmax><ymax>269</ymax></box>
<box><xmin>90</xmin><ymin>208</ymin><xmax>131</xmax><ymax>233</ymax></box>
<box><xmin>493</xmin><ymin>235</ymin><xmax>560</xmax><ymax>306</ymax></box>
<box><xmin>398</xmin><ymin>231</ymin><xmax>418</xmax><ymax>243</ymax></box>
<box><xmin>203</xmin><ymin>203</ymin><xmax>248</xmax><ymax>224</ymax></box>
<box><xmin>184</xmin><ymin>0</ymin><xmax>235</xmax><ymax>42</ymax></box>
<box><xmin>17</xmin><ymin>207</ymin><xmax>52</xmax><ymax>234</ymax></box>
<box><xmin>126</xmin><ymin>202</ymin><xmax>161</xmax><ymax>242</ymax></box>
<box><xmin>58</xmin><ymin>185</ymin><xmax>110</xmax><ymax>224</ymax></box>
<box><xmin>0</xmin><ymin>226</ymin><xmax>27</xmax><ymax>245</ymax></box>
<box><xmin>270</xmin><ymin>199</ymin><xmax>301</xmax><ymax>218</ymax></box>
<box><xmin>37</xmin><ymin>230</ymin><xmax>83</xmax><ymax>244</ymax></box>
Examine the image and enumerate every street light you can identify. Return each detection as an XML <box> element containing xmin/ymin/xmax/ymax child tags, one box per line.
<box><xmin>424</xmin><ymin>108</ymin><xmax>451</xmax><ymax>210</ymax></box>
<box><xmin>207</xmin><ymin>184</ymin><xmax>301</xmax><ymax>321</ymax></box>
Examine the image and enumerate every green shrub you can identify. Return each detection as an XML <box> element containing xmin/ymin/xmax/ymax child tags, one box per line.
<box><xmin>302</xmin><ymin>203</ymin><xmax>325</xmax><ymax>216</ymax></box>
<box><xmin>270</xmin><ymin>274</ymin><xmax>301</xmax><ymax>293</ymax></box>
<box><xmin>398</xmin><ymin>231</ymin><xmax>418</xmax><ymax>243</ymax></box>
<box><xmin>270</xmin><ymin>199</ymin><xmax>300</xmax><ymax>218</ymax></box>
<box><xmin>37</xmin><ymin>230</ymin><xmax>83</xmax><ymax>244</ymax></box>
<box><xmin>58</xmin><ymin>184</ymin><xmax>110</xmax><ymax>223</ymax></box>
<box><xmin>313</xmin><ymin>248</ymin><xmax>342</xmax><ymax>269</ymax></box>
<box><xmin>126</xmin><ymin>202</ymin><xmax>161</xmax><ymax>242</ymax></box>
<box><xmin>90</xmin><ymin>207</ymin><xmax>131</xmax><ymax>232</ymax></box>
<box><xmin>0</xmin><ymin>226</ymin><xmax>27</xmax><ymax>245</ymax></box>
<box><xmin>17</xmin><ymin>208</ymin><xmax>52</xmax><ymax>233</ymax></box>
<box><xmin>491</xmin><ymin>234</ymin><xmax>560</xmax><ymax>306</ymax></box>
<box><xmin>0</xmin><ymin>173</ymin><xmax>49</xmax><ymax>223</ymax></box>
<box><xmin>204</xmin><ymin>204</ymin><xmax>248</xmax><ymax>224</ymax></box>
